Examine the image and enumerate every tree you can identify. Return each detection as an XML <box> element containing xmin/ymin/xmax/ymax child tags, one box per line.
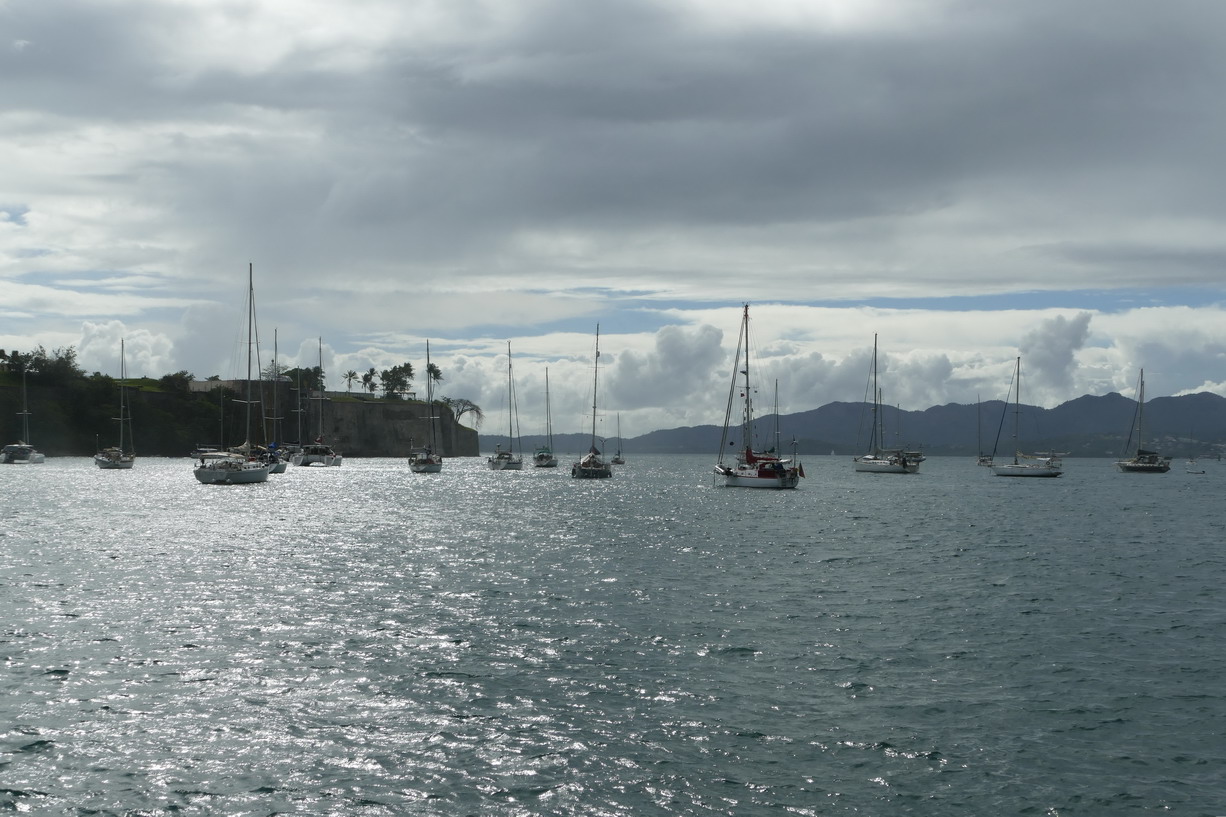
<box><xmin>427</xmin><ymin>362</ymin><xmax>443</xmax><ymax>383</ymax></box>
<box><xmin>443</xmin><ymin>397</ymin><xmax>483</xmax><ymax>428</ymax></box>
<box><xmin>362</xmin><ymin>367</ymin><xmax>378</xmax><ymax>394</ymax></box>
<box><xmin>343</xmin><ymin>370</ymin><xmax>359</xmax><ymax>392</ymax></box>
<box><xmin>27</xmin><ymin>345</ymin><xmax>83</xmax><ymax>385</ymax></box>
<box><xmin>262</xmin><ymin>359</ymin><xmax>289</xmax><ymax>380</ymax></box>
<box><xmin>379</xmin><ymin>362</ymin><xmax>414</xmax><ymax>398</ymax></box>
<box><xmin>159</xmin><ymin>370</ymin><xmax>195</xmax><ymax>393</ymax></box>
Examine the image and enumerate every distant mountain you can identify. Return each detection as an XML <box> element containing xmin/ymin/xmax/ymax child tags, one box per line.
<box><xmin>482</xmin><ymin>392</ymin><xmax>1226</xmax><ymax>458</ymax></box>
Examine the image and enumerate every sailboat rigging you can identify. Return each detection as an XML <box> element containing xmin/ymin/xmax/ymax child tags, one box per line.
<box><xmin>1114</xmin><ymin>368</ymin><xmax>1171</xmax><ymax>473</ymax></box>
<box><xmin>990</xmin><ymin>356</ymin><xmax>1062</xmax><ymax>477</ymax></box>
<box><xmin>611</xmin><ymin>413</ymin><xmax>625</xmax><ymax>465</ymax></box>
<box><xmin>95</xmin><ymin>338</ymin><xmax>135</xmax><ymax>469</ymax></box>
<box><xmin>292</xmin><ymin>338</ymin><xmax>342</xmax><ymax>466</ymax></box>
<box><xmin>852</xmin><ymin>334</ymin><xmax>919</xmax><ymax>474</ymax></box>
<box><xmin>410</xmin><ymin>340</ymin><xmax>444</xmax><ymax>473</ymax></box>
<box><xmin>194</xmin><ymin>264</ymin><xmax>271</xmax><ymax>484</ymax></box>
<box><xmin>488</xmin><ymin>341</ymin><xmax>524</xmax><ymax>470</ymax></box>
<box><xmin>2</xmin><ymin>356</ymin><xmax>47</xmax><ymax>464</ymax></box>
<box><xmin>572</xmin><ymin>325</ymin><xmax>612</xmax><ymax>479</ymax></box>
<box><xmin>714</xmin><ymin>304</ymin><xmax>802</xmax><ymax>488</ymax></box>
<box><xmin>533</xmin><ymin>367</ymin><xmax>559</xmax><ymax>467</ymax></box>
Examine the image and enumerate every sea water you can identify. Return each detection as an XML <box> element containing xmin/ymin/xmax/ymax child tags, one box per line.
<box><xmin>2</xmin><ymin>455</ymin><xmax>1223</xmax><ymax>815</ymax></box>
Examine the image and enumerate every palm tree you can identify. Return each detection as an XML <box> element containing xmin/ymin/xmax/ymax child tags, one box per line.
<box><xmin>343</xmin><ymin>370</ymin><xmax>359</xmax><ymax>393</ymax></box>
<box><xmin>362</xmin><ymin>367</ymin><xmax>378</xmax><ymax>394</ymax></box>
<box><xmin>427</xmin><ymin>362</ymin><xmax>443</xmax><ymax>383</ymax></box>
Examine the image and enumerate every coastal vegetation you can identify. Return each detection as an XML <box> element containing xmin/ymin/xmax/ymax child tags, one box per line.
<box><xmin>0</xmin><ymin>346</ymin><xmax>481</xmax><ymax>457</ymax></box>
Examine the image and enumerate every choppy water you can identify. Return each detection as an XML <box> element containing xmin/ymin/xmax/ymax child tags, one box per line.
<box><xmin>2</xmin><ymin>454</ymin><xmax>1224</xmax><ymax>816</ymax></box>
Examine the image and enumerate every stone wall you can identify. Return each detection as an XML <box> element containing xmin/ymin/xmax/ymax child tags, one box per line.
<box><xmin>310</xmin><ymin>392</ymin><xmax>479</xmax><ymax>457</ymax></box>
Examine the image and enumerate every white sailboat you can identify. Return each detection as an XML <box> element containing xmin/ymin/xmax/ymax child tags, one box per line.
<box><xmin>714</xmin><ymin>304</ymin><xmax>802</xmax><ymax>488</ymax></box>
<box><xmin>990</xmin><ymin>356</ymin><xmax>1063</xmax><ymax>477</ymax></box>
<box><xmin>611</xmin><ymin>413</ymin><xmax>625</xmax><ymax>465</ymax></box>
<box><xmin>410</xmin><ymin>340</ymin><xmax>444</xmax><ymax>473</ymax></box>
<box><xmin>572</xmin><ymin>326</ymin><xmax>612</xmax><ymax>479</ymax></box>
<box><xmin>1114</xmin><ymin>369</ymin><xmax>1171</xmax><ymax>473</ymax></box>
<box><xmin>95</xmin><ymin>338</ymin><xmax>135</xmax><ymax>469</ymax></box>
<box><xmin>2</xmin><ymin>357</ymin><xmax>46</xmax><ymax>464</ymax></box>
<box><xmin>853</xmin><ymin>334</ymin><xmax>918</xmax><ymax>474</ymax></box>
<box><xmin>262</xmin><ymin>328</ymin><xmax>288</xmax><ymax>474</ymax></box>
<box><xmin>532</xmin><ymin>367</ymin><xmax>558</xmax><ymax>467</ymax></box>
<box><xmin>488</xmin><ymin>341</ymin><xmax>523</xmax><ymax>470</ymax></box>
<box><xmin>292</xmin><ymin>338</ymin><xmax>342</xmax><ymax>466</ymax></box>
<box><xmin>195</xmin><ymin>264</ymin><xmax>271</xmax><ymax>485</ymax></box>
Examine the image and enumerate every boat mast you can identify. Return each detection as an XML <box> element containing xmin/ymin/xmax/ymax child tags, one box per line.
<box><xmin>426</xmin><ymin>340</ymin><xmax>436</xmax><ymax>452</ymax></box>
<box><xmin>18</xmin><ymin>359</ymin><xmax>32</xmax><ymax>443</ymax></box>
<box><xmin>870</xmin><ymin>334</ymin><xmax>880</xmax><ymax>454</ymax></box>
<box><xmin>1011</xmin><ymin>356</ymin><xmax>1021</xmax><ymax>465</ymax></box>
<box><xmin>506</xmin><ymin>341</ymin><xmax>514</xmax><ymax>455</ymax></box>
<box><xmin>740</xmin><ymin>304</ymin><xmax>753</xmax><ymax>455</ymax></box>
<box><xmin>773</xmin><ymin>379</ymin><xmax>781</xmax><ymax>455</ymax></box>
<box><xmin>118</xmin><ymin>338</ymin><xmax>127</xmax><ymax>453</ymax></box>
<box><xmin>590</xmin><ymin>326</ymin><xmax>601</xmax><ymax>451</ymax></box>
<box><xmin>1136</xmin><ymin>369</ymin><xmax>1146</xmax><ymax>452</ymax></box>
<box><xmin>545</xmin><ymin>368</ymin><xmax>553</xmax><ymax>451</ymax></box>
<box><xmin>244</xmin><ymin>263</ymin><xmax>255</xmax><ymax>448</ymax></box>
<box><xmin>316</xmin><ymin>337</ymin><xmax>324</xmax><ymax>441</ymax></box>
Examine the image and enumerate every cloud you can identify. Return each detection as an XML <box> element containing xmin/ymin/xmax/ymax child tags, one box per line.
<box><xmin>1019</xmin><ymin>312</ymin><xmax>1092</xmax><ymax>400</ymax></box>
<box><xmin>5</xmin><ymin>0</ymin><xmax>1226</xmax><ymax>433</ymax></box>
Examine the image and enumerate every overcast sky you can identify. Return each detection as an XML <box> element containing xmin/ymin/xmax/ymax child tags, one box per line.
<box><xmin>5</xmin><ymin>0</ymin><xmax>1226</xmax><ymax>437</ymax></box>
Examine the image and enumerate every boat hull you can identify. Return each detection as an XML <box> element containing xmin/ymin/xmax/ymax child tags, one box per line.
<box><xmin>410</xmin><ymin>454</ymin><xmax>444</xmax><ymax>473</ymax></box>
<box><xmin>194</xmin><ymin>459</ymin><xmax>270</xmax><ymax>484</ymax></box>
<box><xmin>853</xmin><ymin>456</ymin><xmax>919</xmax><ymax>474</ymax></box>
<box><xmin>572</xmin><ymin>463</ymin><xmax>612</xmax><ymax>478</ymax></box>
<box><xmin>95</xmin><ymin>452</ymin><xmax>135</xmax><ymax>469</ymax></box>
<box><xmin>991</xmin><ymin>463</ymin><xmax>1062</xmax><ymax>477</ymax></box>
<box><xmin>2</xmin><ymin>444</ymin><xmax>45</xmax><ymax>464</ymax></box>
<box><xmin>488</xmin><ymin>457</ymin><xmax>523</xmax><ymax>471</ymax></box>
<box><xmin>293</xmin><ymin>451</ymin><xmax>341</xmax><ymax>466</ymax></box>
<box><xmin>533</xmin><ymin>455</ymin><xmax>558</xmax><ymax>468</ymax></box>
<box><xmin>1115</xmin><ymin>460</ymin><xmax>1170</xmax><ymax>473</ymax></box>
<box><xmin>716</xmin><ymin>466</ymin><xmax>799</xmax><ymax>489</ymax></box>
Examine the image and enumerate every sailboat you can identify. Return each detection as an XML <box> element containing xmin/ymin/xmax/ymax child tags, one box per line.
<box><xmin>1114</xmin><ymin>368</ymin><xmax>1171</xmax><ymax>473</ymax></box>
<box><xmin>572</xmin><ymin>326</ymin><xmax>612</xmax><ymax>479</ymax></box>
<box><xmin>194</xmin><ymin>264</ymin><xmax>271</xmax><ymax>484</ymax></box>
<box><xmin>611</xmin><ymin>413</ymin><xmax>626</xmax><ymax>465</ymax></box>
<box><xmin>976</xmin><ymin>394</ymin><xmax>993</xmax><ymax>466</ymax></box>
<box><xmin>532</xmin><ymin>367</ymin><xmax>558</xmax><ymax>467</ymax></box>
<box><xmin>852</xmin><ymin>334</ymin><xmax>918</xmax><ymax>474</ymax></box>
<box><xmin>94</xmin><ymin>338</ymin><xmax>135</xmax><ymax>469</ymax></box>
<box><xmin>714</xmin><ymin>304</ymin><xmax>802</xmax><ymax>488</ymax></box>
<box><xmin>292</xmin><ymin>338</ymin><xmax>342</xmax><ymax>466</ymax></box>
<box><xmin>263</xmin><ymin>329</ymin><xmax>288</xmax><ymax>473</ymax></box>
<box><xmin>488</xmin><ymin>341</ymin><xmax>524</xmax><ymax>470</ymax></box>
<box><xmin>1</xmin><ymin>357</ymin><xmax>46</xmax><ymax>464</ymax></box>
<box><xmin>410</xmin><ymin>340</ymin><xmax>444</xmax><ymax>473</ymax></box>
<box><xmin>990</xmin><ymin>356</ymin><xmax>1062</xmax><ymax>477</ymax></box>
